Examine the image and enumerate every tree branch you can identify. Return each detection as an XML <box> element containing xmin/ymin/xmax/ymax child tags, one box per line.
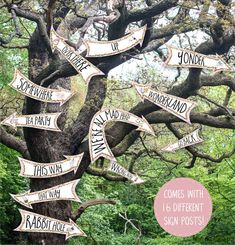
<box><xmin>0</xmin><ymin>44</ymin><xmax>28</xmax><ymax>49</ymax></box>
<box><xmin>67</xmin><ymin>11</ymin><xmax>121</xmax><ymax>49</ymax></box>
<box><xmin>0</xmin><ymin>8</ymin><xmax>21</xmax><ymax>45</ymax></box>
<box><xmin>100</xmin><ymin>31</ymin><xmax>235</xmax><ymax>154</ymax></box>
<box><xmin>10</xmin><ymin>4</ymin><xmax>52</xmax><ymax>55</ymax></box>
<box><xmin>0</xmin><ymin>127</ymin><xmax>29</xmax><ymax>158</ymax></box>
<box><xmin>86</xmin><ymin>166</ymin><xmax>127</xmax><ymax>181</ymax></box>
<box><xmin>71</xmin><ymin>198</ymin><xmax>116</xmax><ymax>221</ymax></box>
<box><xmin>126</xmin><ymin>0</ymin><xmax>179</xmax><ymax>24</ymax></box>
<box><xmin>146</xmin><ymin>111</ymin><xmax>235</xmax><ymax>129</ymax></box>
<box><xmin>46</xmin><ymin>0</ymin><xmax>57</xmax><ymax>33</ymax></box>
<box><xmin>68</xmin><ymin>76</ymin><xmax>106</xmax><ymax>153</ymax></box>
<box><xmin>196</xmin><ymin>92</ymin><xmax>234</xmax><ymax>119</ymax></box>
<box><xmin>200</xmin><ymin>75</ymin><xmax>235</xmax><ymax>91</ymax></box>
<box><xmin>165</xmin><ymin>123</ymin><xmax>235</xmax><ymax>165</ymax></box>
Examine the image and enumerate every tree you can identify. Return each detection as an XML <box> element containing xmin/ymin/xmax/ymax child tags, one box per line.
<box><xmin>0</xmin><ymin>0</ymin><xmax>234</xmax><ymax>244</ymax></box>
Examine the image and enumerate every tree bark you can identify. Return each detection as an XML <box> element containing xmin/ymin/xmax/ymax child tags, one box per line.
<box><xmin>24</xmin><ymin>28</ymin><xmax>72</xmax><ymax>245</ymax></box>
<box><xmin>1</xmin><ymin>1</ymin><xmax>234</xmax><ymax>244</ymax></box>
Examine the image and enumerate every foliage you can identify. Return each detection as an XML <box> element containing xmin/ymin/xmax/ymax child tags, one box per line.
<box><xmin>0</xmin><ymin>9</ymin><xmax>29</xmax><ymax>88</ymax></box>
<box><xmin>0</xmin><ymin>144</ymin><xmax>28</xmax><ymax>244</ymax></box>
<box><xmin>1</xmin><ymin>142</ymin><xmax>234</xmax><ymax>244</ymax></box>
<box><xmin>68</xmin><ymin>149</ymin><xmax>235</xmax><ymax>245</ymax></box>
<box><xmin>0</xmin><ymin>1</ymin><xmax>235</xmax><ymax>245</ymax></box>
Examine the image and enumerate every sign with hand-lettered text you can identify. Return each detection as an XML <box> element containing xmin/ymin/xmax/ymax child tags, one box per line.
<box><xmin>83</xmin><ymin>25</ymin><xmax>147</xmax><ymax>57</ymax></box>
<box><xmin>10</xmin><ymin>69</ymin><xmax>74</xmax><ymax>105</ymax></box>
<box><xmin>161</xmin><ymin>129</ymin><xmax>203</xmax><ymax>152</ymax></box>
<box><xmin>165</xmin><ymin>46</ymin><xmax>232</xmax><ymax>72</ymax></box>
<box><xmin>11</xmin><ymin>180</ymin><xmax>81</xmax><ymax>209</ymax></box>
<box><xmin>0</xmin><ymin>112</ymin><xmax>61</xmax><ymax>131</ymax></box>
<box><xmin>50</xmin><ymin>28</ymin><xmax>104</xmax><ymax>83</ymax></box>
<box><xmin>15</xmin><ymin>209</ymin><xmax>86</xmax><ymax>240</ymax></box>
<box><xmin>133</xmin><ymin>83</ymin><xmax>196</xmax><ymax>124</ymax></box>
<box><xmin>89</xmin><ymin>108</ymin><xmax>155</xmax><ymax>163</ymax></box>
<box><xmin>18</xmin><ymin>154</ymin><xmax>84</xmax><ymax>178</ymax></box>
<box><xmin>108</xmin><ymin>161</ymin><xmax>145</xmax><ymax>184</ymax></box>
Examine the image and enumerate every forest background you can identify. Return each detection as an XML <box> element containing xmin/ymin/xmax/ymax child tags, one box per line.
<box><xmin>0</xmin><ymin>0</ymin><xmax>235</xmax><ymax>244</ymax></box>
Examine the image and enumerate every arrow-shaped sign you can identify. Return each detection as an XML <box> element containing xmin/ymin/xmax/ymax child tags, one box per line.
<box><xmin>89</xmin><ymin>108</ymin><xmax>155</xmax><ymax>163</ymax></box>
<box><xmin>10</xmin><ymin>69</ymin><xmax>74</xmax><ymax>105</ymax></box>
<box><xmin>133</xmin><ymin>83</ymin><xmax>197</xmax><ymax>124</ymax></box>
<box><xmin>108</xmin><ymin>161</ymin><xmax>145</xmax><ymax>185</ymax></box>
<box><xmin>15</xmin><ymin>209</ymin><xmax>86</xmax><ymax>240</ymax></box>
<box><xmin>161</xmin><ymin>129</ymin><xmax>203</xmax><ymax>152</ymax></box>
<box><xmin>18</xmin><ymin>153</ymin><xmax>84</xmax><ymax>178</ymax></box>
<box><xmin>165</xmin><ymin>46</ymin><xmax>232</xmax><ymax>72</ymax></box>
<box><xmin>11</xmin><ymin>180</ymin><xmax>81</xmax><ymax>209</ymax></box>
<box><xmin>50</xmin><ymin>27</ymin><xmax>104</xmax><ymax>84</ymax></box>
<box><xmin>83</xmin><ymin>25</ymin><xmax>147</xmax><ymax>57</ymax></box>
<box><xmin>0</xmin><ymin>112</ymin><xmax>61</xmax><ymax>131</ymax></box>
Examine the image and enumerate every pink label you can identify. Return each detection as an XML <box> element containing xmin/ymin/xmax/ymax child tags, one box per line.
<box><xmin>154</xmin><ymin>178</ymin><xmax>212</xmax><ymax>237</ymax></box>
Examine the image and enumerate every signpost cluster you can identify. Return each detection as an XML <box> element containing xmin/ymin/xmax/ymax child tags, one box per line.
<box><xmin>0</xmin><ymin>25</ymin><xmax>231</xmax><ymax>240</ymax></box>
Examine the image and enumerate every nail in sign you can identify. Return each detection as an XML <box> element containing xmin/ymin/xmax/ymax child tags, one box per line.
<box><xmin>108</xmin><ymin>161</ymin><xmax>145</xmax><ymax>185</ymax></box>
<box><xmin>165</xmin><ymin>46</ymin><xmax>232</xmax><ymax>72</ymax></box>
<box><xmin>89</xmin><ymin>108</ymin><xmax>155</xmax><ymax>163</ymax></box>
<box><xmin>11</xmin><ymin>180</ymin><xmax>81</xmax><ymax>209</ymax></box>
<box><xmin>83</xmin><ymin>25</ymin><xmax>147</xmax><ymax>57</ymax></box>
<box><xmin>18</xmin><ymin>154</ymin><xmax>84</xmax><ymax>178</ymax></box>
<box><xmin>133</xmin><ymin>82</ymin><xmax>196</xmax><ymax>124</ymax></box>
<box><xmin>50</xmin><ymin>28</ymin><xmax>104</xmax><ymax>83</ymax></box>
<box><xmin>161</xmin><ymin>129</ymin><xmax>203</xmax><ymax>152</ymax></box>
<box><xmin>10</xmin><ymin>69</ymin><xmax>74</xmax><ymax>105</ymax></box>
<box><xmin>0</xmin><ymin>112</ymin><xmax>61</xmax><ymax>132</ymax></box>
<box><xmin>15</xmin><ymin>209</ymin><xmax>86</xmax><ymax>240</ymax></box>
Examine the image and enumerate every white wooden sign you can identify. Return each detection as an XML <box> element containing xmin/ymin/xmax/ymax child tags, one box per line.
<box><xmin>11</xmin><ymin>180</ymin><xmax>81</xmax><ymax>209</ymax></box>
<box><xmin>133</xmin><ymin>83</ymin><xmax>196</xmax><ymax>124</ymax></box>
<box><xmin>84</xmin><ymin>25</ymin><xmax>147</xmax><ymax>57</ymax></box>
<box><xmin>165</xmin><ymin>46</ymin><xmax>232</xmax><ymax>72</ymax></box>
<box><xmin>50</xmin><ymin>28</ymin><xmax>104</xmax><ymax>83</ymax></box>
<box><xmin>10</xmin><ymin>69</ymin><xmax>74</xmax><ymax>105</ymax></box>
<box><xmin>0</xmin><ymin>112</ymin><xmax>61</xmax><ymax>131</ymax></box>
<box><xmin>15</xmin><ymin>209</ymin><xmax>86</xmax><ymax>240</ymax></box>
<box><xmin>161</xmin><ymin>129</ymin><xmax>203</xmax><ymax>152</ymax></box>
<box><xmin>18</xmin><ymin>154</ymin><xmax>84</xmax><ymax>178</ymax></box>
<box><xmin>89</xmin><ymin>108</ymin><xmax>155</xmax><ymax>162</ymax></box>
<box><xmin>108</xmin><ymin>161</ymin><xmax>145</xmax><ymax>184</ymax></box>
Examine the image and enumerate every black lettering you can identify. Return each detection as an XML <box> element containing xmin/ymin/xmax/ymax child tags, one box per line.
<box><xmin>201</xmin><ymin>57</ymin><xmax>205</xmax><ymax>66</ymax></box>
<box><xmin>48</xmin><ymin>189</ymin><xmax>60</xmax><ymax>199</ymax></box>
<box><xmin>178</xmin><ymin>51</ymin><xmax>183</xmax><ymax>65</ymax></box>
<box><xmin>26</xmin><ymin>117</ymin><xmax>33</xmax><ymax>125</ymax></box>
<box><xmin>111</xmin><ymin>42</ymin><xmax>119</xmax><ymax>51</ymax></box>
<box><xmin>25</xmin><ymin>215</ymin><xmax>33</xmax><ymax>229</ymax></box>
<box><xmin>94</xmin><ymin>115</ymin><xmax>106</xmax><ymax>127</ymax></box>
<box><xmin>188</xmin><ymin>53</ymin><xmax>194</xmax><ymax>64</ymax></box>
<box><xmin>38</xmin><ymin>192</ymin><xmax>47</xmax><ymax>200</ymax></box>
<box><xmin>52</xmin><ymin>221</ymin><xmax>65</xmax><ymax>232</ymax></box>
<box><xmin>178</xmin><ymin>51</ymin><xmax>205</xmax><ymax>66</ymax></box>
<box><xmin>92</xmin><ymin>129</ymin><xmax>103</xmax><ymax>137</ymax></box>
<box><xmin>48</xmin><ymin>166</ymin><xmax>56</xmax><ymax>174</ymax></box>
<box><xmin>105</xmin><ymin>109</ymin><xmax>119</xmax><ymax>120</ymax></box>
<box><xmin>92</xmin><ymin>141</ymin><xmax>106</xmax><ymax>154</ymax></box>
<box><xmin>179</xmin><ymin>103</ymin><xmax>187</xmax><ymax>113</ymax></box>
<box><xmin>33</xmin><ymin>165</ymin><xmax>48</xmax><ymax>177</ymax></box>
<box><xmin>119</xmin><ymin>112</ymin><xmax>130</xmax><ymax>121</ymax></box>
<box><xmin>17</xmin><ymin>78</ymin><xmax>26</xmax><ymax>91</ymax></box>
<box><xmin>80</xmin><ymin>64</ymin><xmax>90</xmax><ymax>72</ymax></box>
<box><xmin>110</xmin><ymin>162</ymin><xmax>132</xmax><ymax>179</ymax></box>
<box><xmin>190</xmin><ymin>134</ymin><xmax>197</xmax><ymax>143</ymax></box>
<box><xmin>184</xmin><ymin>52</ymin><xmax>189</xmax><ymax>64</ymax></box>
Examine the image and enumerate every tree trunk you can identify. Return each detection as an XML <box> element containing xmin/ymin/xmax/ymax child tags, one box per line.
<box><xmin>23</xmin><ymin>28</ymin><xmax>73</xmax><ymax>245</ymax></box>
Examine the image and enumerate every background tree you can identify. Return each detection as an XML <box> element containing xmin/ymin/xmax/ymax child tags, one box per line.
<box><xmin>0</xmin><ymin>0</ymin><xmax>234</xmax><ymax>244</ymax></box>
